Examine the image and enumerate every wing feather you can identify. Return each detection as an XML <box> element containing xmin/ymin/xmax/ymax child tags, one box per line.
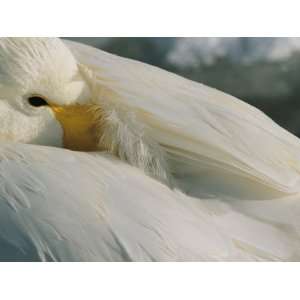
<box><xmin>1</xmin><ymin>143</ymin><xmax>300</xmax><ymax>261</ymax></box>
<box><xmin>65</xmin><ymin>40</ymin><xmax>300</xmax><ymax>194</ymax></box>
<box><xmin>0</xmin><ymin>143</ymin><xmax>234</xmax><ymax>261</ymax></box>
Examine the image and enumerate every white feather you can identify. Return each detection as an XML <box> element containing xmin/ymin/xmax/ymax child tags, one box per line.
<box><xmin>65</xmin><ymin>40</ymin><xmax>300</xmax><ymax>195</ymax></box>
<box><xmin>0</xmin><ymin>143</ymin><xmax>300</xmax><ymax>261</ymax></box>
<box><xmin>1</xmin><ymin>38</ymin><xmax>300</xmax><ymax>261</ymax></box>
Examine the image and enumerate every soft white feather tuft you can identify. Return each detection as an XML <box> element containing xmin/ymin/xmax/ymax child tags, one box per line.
<box><xmin>83</xmin><ymin>67</ymin><xmax>171</xmax><ymax>184</ymax></box>
<box><xmin>98</xmin><ymin>109</ymin><xmax>170</xmax><ymax>184</ymax></box>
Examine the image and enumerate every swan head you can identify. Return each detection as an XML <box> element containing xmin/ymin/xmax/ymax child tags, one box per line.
<box><xmin>0</xmin><ymin>37</ymin><xmax>99</xmax><ymax>150</ymax></box>
<box><xmin>0</xmin><ymin>37</ymin><xmax>170</xmax><ymax>184</ymax></box>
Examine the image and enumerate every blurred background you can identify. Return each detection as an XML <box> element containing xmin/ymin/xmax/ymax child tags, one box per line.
<box><xmin>66</xmin><ymin>37</ymin><xmax>300</xmax><ymax>136</ymax></box>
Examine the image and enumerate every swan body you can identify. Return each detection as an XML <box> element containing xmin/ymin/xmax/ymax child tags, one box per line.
<box><xmin>0</xmin><ymin>37</ymin><xmax>299</xmax><ymax>261</ymax></box>
<box><xmin>1</xmin><ymin>142</ymin><xmax>300</xmax><ymax>261</ymax></box>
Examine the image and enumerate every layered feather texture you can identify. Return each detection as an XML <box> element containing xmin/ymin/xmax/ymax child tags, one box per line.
<box><xmin>1</xmin><ymin>143</ymin><xmax>300</xmax><ymax>261</ymax></box>
<box><xmin>65</xmin><ymin>40</ymin><xmax>300</xmax><ymax>195</ymax></box>
<box><xmin>1</xmin><ymin>38</ymin><xmax>300</xmax><ymax>261</ymax></box>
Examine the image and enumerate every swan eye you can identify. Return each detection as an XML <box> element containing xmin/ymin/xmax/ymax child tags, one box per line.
<box><xmin>28</xmin><ymin>96</ymin><xmax>49</xmax><ymax>107</ymax></box>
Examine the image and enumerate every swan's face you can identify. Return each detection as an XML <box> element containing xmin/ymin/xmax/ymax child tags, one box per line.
<box><xmin>0</xmin><ymin>37</ymin><xmax>97</xmax><ymax>150</ymax></box>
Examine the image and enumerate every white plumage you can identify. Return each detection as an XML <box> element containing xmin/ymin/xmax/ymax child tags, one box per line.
<box><xmin>66</xmin><ymin>40</ymin><xmax>300</xmax><ymax>194</ymax></box>
<box><xmin>1</xmin><ymin>143</ymin><xmax>300</xmax><ymax>261</ymax></box>
<box><xmin>0</xmin><ymin>38</ymin><xmax>300</xmax><ymax>261</ymax></box>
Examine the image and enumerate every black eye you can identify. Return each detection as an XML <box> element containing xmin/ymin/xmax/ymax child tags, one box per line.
<box><xmin>28</xmin><ymin>96</ymin><xmax>49</xmax><ymax>107</ymax></box>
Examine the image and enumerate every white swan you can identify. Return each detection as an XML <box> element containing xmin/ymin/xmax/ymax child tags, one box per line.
<box><xmin>0</xmin><ymin>37</ymin><xmax>299</xmax><ymax>261</ymax></box>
